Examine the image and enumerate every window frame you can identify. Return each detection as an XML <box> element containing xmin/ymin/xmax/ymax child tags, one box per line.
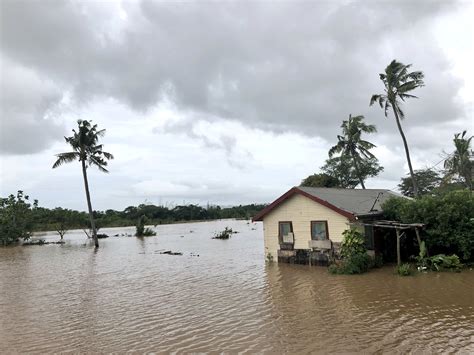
<box><xmin>278</xmin><ymin>221</ymin><xmax>294</xmax><ymax>244</ymax></box>
<box><xmin>310</xmin><ymin>220</ymin><xmax>329</xmax><ymax>241</ymax></box>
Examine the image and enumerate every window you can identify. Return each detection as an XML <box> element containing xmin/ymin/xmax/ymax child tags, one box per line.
<box><xmin>311</xmin><ymin>221</ymin><xmax>328</xmax><ymax>240</ymax></box>
<box><xmin>279</xmin><ymin>221</ymin><xmax>293</xmax><ymax>244</ymax></box>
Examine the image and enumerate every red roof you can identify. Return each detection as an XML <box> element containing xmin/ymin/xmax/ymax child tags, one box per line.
<box><xmin>252</xmin><ymin>186</ymin><xmax>356</xmax><ymax>222</ymax></box>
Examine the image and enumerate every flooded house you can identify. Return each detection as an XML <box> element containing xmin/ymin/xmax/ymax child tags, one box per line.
<box><xmin>253</xmin><ymin>187</ymin><xmax>405</xmax><ymax>265</ymax></box>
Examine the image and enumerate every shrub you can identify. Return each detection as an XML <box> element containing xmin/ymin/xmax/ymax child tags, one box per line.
<box><xmin>345</xmin><ymin>253</ymin><xmax>372</xmax><ymax>274</ymax></box>
<box><xmin>382</xmin><ymin>190</ymin><xmax>474</xmax><ymax>261</ymax></box>
<box><xmin>136</xmin><ymin>215</ymin><xmax>156</xmax><ymax>237</ymax></box>
<box><xmin>396</xmin><ymin>263</ymin><xmax>414</xmax><ymax>276</ymax></box>
<box><xmin>340</xmin><ymin>229</ymin><xmax>366</xmax><ymax>258</ymax></box>
<box><xmin>0</xmin><ymin>191</ymin><xmax>38</xmax><ymax>246</ymax></box>
<box><xmin>329</xmin><ymin>254</ymin><xmax>372</xmax><ymax>274</ymax></box>
<box><xmin>213</xmin><ymin>227</ymin><xmax>234</xmax><ymax>239</ymax></box>
<box><xmin>428</xmin><ymin>254</ymin><xmax>462</xmax><ymax>272</ymax></box>
<box><xmin>329</xmin><ymin>230</ymin><xmax>372</xmax><ymax>275</ymax></box>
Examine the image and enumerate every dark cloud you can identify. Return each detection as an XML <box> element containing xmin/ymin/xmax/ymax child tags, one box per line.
<box><xmin>0</xmin><ymin>57</ymin><xmax>65</xmax><ymax>154</ymax></box>
<box><xmin>0</xmin><ymin>0</ymin><xmax>468</xmax><ymax>156</ymax></box>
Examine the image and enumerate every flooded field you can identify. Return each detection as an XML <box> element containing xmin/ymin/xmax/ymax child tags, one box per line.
<box><xmin>1</xmin><ymin>220</ymin><xmax>473</xmax><ymax>353</ymax></box>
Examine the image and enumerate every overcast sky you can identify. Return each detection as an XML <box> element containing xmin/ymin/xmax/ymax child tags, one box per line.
<box><xmin>0</xmin><ymin>0</ymin><xmax>473</xmax><ymax>211</ymax></box>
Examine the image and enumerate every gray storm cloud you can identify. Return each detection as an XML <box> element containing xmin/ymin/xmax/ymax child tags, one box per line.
<box><xmin>0</xmin><ymin>0</ymin><xmax>468</xmax><ymax>156</ymax></box>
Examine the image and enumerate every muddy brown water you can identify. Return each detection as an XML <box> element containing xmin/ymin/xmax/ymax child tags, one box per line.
<box><xmin>1</xmin><ymin>220</ymin><xmax>473</xmax><ymax>353</ymax></box>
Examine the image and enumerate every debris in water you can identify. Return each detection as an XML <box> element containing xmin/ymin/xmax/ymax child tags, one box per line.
<box><xmin>160</xmin><ymin>250</ymin><xmax>183</xmax><ymax>256</ymax></box>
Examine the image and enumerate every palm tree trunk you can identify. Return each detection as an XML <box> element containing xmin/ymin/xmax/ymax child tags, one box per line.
<box><xmin>81</xmin><ymin>159</ymin><xmax>99</xmax><ymax>248</ymax></box>
<box><xmin>391</xmin><ymin>105</ymin><xmax>419</xmax><ymax>197</ymax></box>
<box><xmin>352</xmin><ymin>153</ymin><xmax>366</xmax><ymax>189</ymax></box>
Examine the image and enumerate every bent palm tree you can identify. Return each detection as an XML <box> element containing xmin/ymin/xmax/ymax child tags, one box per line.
<box><xmin>370</xmin><ymin>59</ymin><xmax>424</xmax><ymax>197</ymax></box>
<box><xmin>444</xmin><ymin>130</ymin><xmax>473</xmax><ymax>190</ymax></box>
<box><xmin>329</xmin><ymin>114</ymin><xmax>378</xmax><ymax>189</ymax></box>
<box><xmin>52</xmin><ymin>120</ymin><xmax>113</xmax><ymax>248</ymax></box>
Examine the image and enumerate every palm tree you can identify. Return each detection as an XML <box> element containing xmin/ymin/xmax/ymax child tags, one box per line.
<box><xmin>52</xmin><ymin>120</ymin><xmax>113</xmax><ymax>248</ymax></box>
<box><xmin>444</xmin><ymin>130</ymin><xmax>473</xmax><ymax>190</ymax></box>
<box><xmin>329</xmin><ymin>114</ymin><xmax>378</xmax><ymax>189</ymax></box>
<box><xmin>370</xmin><ymin>59</ymin><xmax>424</xmax><ymax>197</ymax></box>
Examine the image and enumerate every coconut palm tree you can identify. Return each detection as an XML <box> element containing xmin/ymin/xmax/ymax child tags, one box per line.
<box><xmin>444</xmin><ymin>130</ymin><xmax>473</xmax><ymax>190</ymax></box>
<box><xmin>52</xmin><ymin>120</ymin><xmax>113</xmax><ymax>248</ymax></box>
<box><xmin>329</xmin><ymin>114</ymin><xmax>378</xmax><ymax>189</ymax></box>
<box><xmin>370</xmin><ymin>59</ymin><xmax>424</xmax><ymax>197</ymax></box>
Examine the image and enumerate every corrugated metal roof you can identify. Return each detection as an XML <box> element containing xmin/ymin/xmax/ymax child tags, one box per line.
<box><xmin>296</xmin><ymin>187</ymin><xmax>403</xmax><ymax>215</ymax></box>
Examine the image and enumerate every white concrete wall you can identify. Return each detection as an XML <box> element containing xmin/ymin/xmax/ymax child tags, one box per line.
<box><xmin>262</xmin><ymin>194</ymin><xmax>350</xmax><ymax>260</ymax></box>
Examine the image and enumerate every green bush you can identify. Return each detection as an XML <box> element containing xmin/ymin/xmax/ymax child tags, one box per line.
<box><xmin>383</xmin><ymin>190</ymin><xmax>474</xmax><ymax>260</ymax></box>
<box><xmin>1</xmin><ymin>191</ymin><xmax>38</xmax><ymax>246</ymax></box>
<box><xmin>329</xmin><ymin>229</ymin><xmax>373</xmax><ymax>274</ymax></box>
<box><xmin>340</xmin><ymin>229</ymin><xmax>367</xmax><ymax>258</ymax></box>
<box><xmin>213</xmin><ymin>227</ymin><xmax>234</xmax><ymax>239</ymax></box>
<box><xmin>135</xmin><ymin>215</ymin><xmax>156</xmax><ymax>237</ymax></box>
<box><xmin>329</xmin><ymin>253</ymin><xmax>372</xmax><ymax>274</ymax></box>
<box><xmin>396</xmin><ymin>263</ymin><xmax>414</xmax><ymax>276</ymax></box>
<box><xmin>428</xmin><ymin>254</ymin><xmax>462</xmax><ymax>272</ymax></box>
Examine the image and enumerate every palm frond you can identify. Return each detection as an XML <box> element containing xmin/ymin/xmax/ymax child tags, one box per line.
<box><xmin>102</xmin><ymin>151</ymin><xmax>114</xmax><ymax>160</ymax></box>
<box><xmin>89</xmin><ymin>156</ymin><xmax>109</xmax><ymax>173</ymax></box>
<box><xmin>52</xmin><ymin>152</ymin><xmax>80</xmax><ymax>169</ymax></box>
<box><xmin>384</xmin><ymin>100</ymin><xmax>391</xmax><ymax>117</ymax></box>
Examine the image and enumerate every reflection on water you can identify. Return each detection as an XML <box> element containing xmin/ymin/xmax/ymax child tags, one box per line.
<box><xmin>1</xmin><ymin>220</ymin><xmax>473</xmax><ymax>353</ymax></box>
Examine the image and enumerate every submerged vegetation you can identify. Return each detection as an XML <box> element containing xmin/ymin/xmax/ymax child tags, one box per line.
<box><xmin>329</xmin><ymin>229</ymin><xmax>373</xmax><ymax>275</ymax></box>
<box><xmin>135</xmin><ymin>215</ymin><xmax>156</xmax><ymax>237</ymax></box>
<box><xmin>213</xmin><ymin>227</ymin><xmax>235</xmax><ymax>239</ymax></box>
<box><xmin>396</xmin><ymin>263</ymin><xmax>415</xmax><ymax>276</ymax></box>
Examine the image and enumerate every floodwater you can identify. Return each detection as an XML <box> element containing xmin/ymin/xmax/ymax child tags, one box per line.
<box><xmin>1</xmin><ymin>220</ymin><xmax>473</xmax><ymax>353</ymax></box>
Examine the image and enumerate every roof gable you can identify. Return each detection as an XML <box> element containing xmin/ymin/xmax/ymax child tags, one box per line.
<box><xmin>253</xmin><ymin>187</ymin><xmax>401</xmax><ymax>221</ymax></box>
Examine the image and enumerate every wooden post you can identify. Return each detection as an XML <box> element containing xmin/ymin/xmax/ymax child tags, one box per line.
<box><xmin>414</xmin><ymin>227</ymin><xmax>422</xmax><ymax>248</ymax></box>
<box><xmin>395</xmin><ymin>228</ymin><xmax>401</xmax><ymax>266</ymax></box>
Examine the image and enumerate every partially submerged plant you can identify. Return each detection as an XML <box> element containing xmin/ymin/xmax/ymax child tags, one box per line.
<box><xmin>428</xmin><ymin>254</ymin><xmax>462</xmax><ymax>272</ymax></box>
<box><xmin>136</xmin><ymin>215</ymin><xmax>156</xmax><ymax>237</ymax></box>
<box><xmin>414</xmin><ymin>240</ymin><xmax>462</xmax><ymax>272</ymax></box>
<box><xmin>329</xmin><ymin>229</ymin><xmax>372</xmax><ymax>275</ymax></box>
<box><xmin>213</xmin><ymin>227</ymin><xmax>234</xmax><ymax>239</ymax></box>
<box><xmin>266</xmin><ymin>252</ymin><xmax>274</xmax><ymax>263</ymax></box>
<box><xmin>396</xmin><ymin>263</ymin><xmax>414</xmax><ymax>276</ymax></box>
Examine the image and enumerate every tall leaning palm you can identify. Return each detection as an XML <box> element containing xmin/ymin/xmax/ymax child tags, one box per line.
<box><xmin>329</xmin><ymin>114</ymin><xmax>377</xmax><ymax>189</ymax></box>
<box><xmin>444</xmin><ymin>130</ymin><xmax>473</xmax><ymax>190</ymax></box>
<box><xmin>370</xmin><ymin>59</ymin><xmax>424</xmax><ymax>197</ymax></box>
<box><xmin>53</xmin><ymin>120</ymin><xmax>113</xmax><ymax>248</ymax></box>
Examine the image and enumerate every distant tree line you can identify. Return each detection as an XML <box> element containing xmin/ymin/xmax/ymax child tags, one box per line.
<box><xmin>1</xmin><ymin>193</ymin><xmax>267</xmax><ymax>244</ymax></box>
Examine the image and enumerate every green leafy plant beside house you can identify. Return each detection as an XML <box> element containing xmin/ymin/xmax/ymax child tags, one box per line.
<box><xmin>329</xmin><ymin>229</ymin><xmax>373</xmax><ymax>274</ymax></box>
